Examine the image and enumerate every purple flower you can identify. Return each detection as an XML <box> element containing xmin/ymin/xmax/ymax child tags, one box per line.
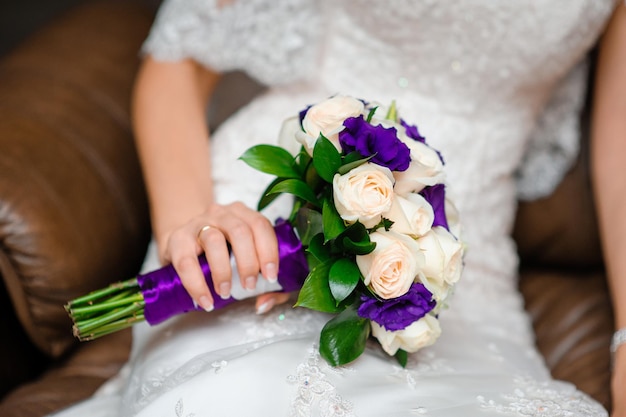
<box><xmin>401</xmin><ymin>119</ymin><xmax>425</xmax><ymax>143</ymax></box>
<box><xmin>420</xmin><ymin>184</ymin><xmax>449</xmax><ymax>231</ymax></box>
<box><xmin>357</xmin><ymin>283</ymin><xmax>436</xmax><ymax>331</ymax></box>
<box><xmin>339</xmin><ymin>115</ymin><xmax>411</xmax><ymax>172</ymax></box>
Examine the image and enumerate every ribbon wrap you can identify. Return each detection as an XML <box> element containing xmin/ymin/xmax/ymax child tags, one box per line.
<box><xmin>137</xmin><ymin>220</ymin><xmax>309</xmax><ymax>325</ymax></box>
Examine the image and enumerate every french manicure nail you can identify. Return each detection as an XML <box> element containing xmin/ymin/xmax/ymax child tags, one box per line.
<box><xmin>198</xmin><ymin>296</ymin><xmax>214</xmax><ymax>312</ymax></box>
<box><xmin>245</xmin><ymin>276</ymin><xmax>257</xmax><ymax>290</ymax></box>
<box><xmin>265</xmin><ymin>263</ymin><xmax>278</xmax><ymax>283</ymax></box>
<box><xmin>219</xmin><ymin>282</ymin><xmax>231</xmax><ymax>300</ymax></box>
<box><xmin>256</xmin><ymin>298</ymin><xmax>275</xmax><ymax>315</ymax></box>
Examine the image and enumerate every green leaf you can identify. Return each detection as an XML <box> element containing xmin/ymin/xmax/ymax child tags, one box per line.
<box><xmin>342</xmin><ymin>236</ymin><xmax>376</xmax><ymax>255</ymax></box>
<box><xmin>394</xmin><ymin>349</ymin><xmax>408</xmax><ymax>368</ymax></box>
<box><xmin>329</xmin><ymin>258</ymin><xmax>361</xmax><ymax>305</ymax></box>
<box><xmin>268</xmin><ymin>179</ymin><xmax>320</xmax><ymax>207</ymax></box>
<box><xmin>371</xmin><ymin>217</ymin><xmax>395</xmax><ymax>232</ymax></box>
<box><xmin>294</xmin><ymin>147</ymin><xmax>311</xmax><ymax>176</ymax></box>
<box><xmin>295</xmin><ymin>207</ymin><xmax>323</xmax><ymax>247</ymax></box>
<box><xmin>257</xmin><ymin>177</ymin><xmax>287</xmax><ymax>211</ymax></box>
<box><xmin>313</xmin><ymin>135</ymin><xmax>342</xmax><ymax>183</ymax></box>
<box><xmin>322</xmin><ymin>198</ymin><xmax>346</xmax><ymax>242</ymax></box>
<box><xmin>332</xmin><ymin>222</ymin><xmax>375</xmax><ymax>255</ymax></box>
<box><xmin>319</xmin><ymin>307</ymin><xmax>370</xmax><ymax>366</ymax></box>
<box><xmin>295</xmin><ymin>260</ymin><xmax>341</xmax><ymax>313</ymax></box>
<box><xmin>239</xmin><ymin>145</ymin><xmax>299</xmax><ymax>178</ymax></box>
<box><xmin>307</xmin><ymin>233</ymin><xmax>331</xmax><ymax>263</ymax></box>
<box><xmin>338</xmin><ymin>154</ymin><xmax>374</xmax><ymax>175</ymax></box>
<box><xmin>366</xmin><ymin>106</ymin><xmax>378</xmax><ymax>123</ymax></box>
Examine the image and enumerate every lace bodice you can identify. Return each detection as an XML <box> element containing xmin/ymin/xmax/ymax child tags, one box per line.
<box><xmin>143</xmin><ymin>0</ymin><xmax>617</xmax><ymax>201</ymax></box>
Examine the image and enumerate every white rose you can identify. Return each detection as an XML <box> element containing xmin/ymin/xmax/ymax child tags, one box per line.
<box><xmin>333</xmin><ymin>163</ymin><xmax>395</xmax><ymax>228</ymax></box>
<box><xmin>386</xmin><ymin>193</ymin><xmax>434</xmax><ymax>237</ymax></box>
<box><xmin>371</xmin><ymin>315</ymin><xmax>442</xmax><ymax>355</ymax></box>
<box><xmin>417</xmin><ymin>226</ymin><xmax>464</xmax><ymax>301</ymax></box>
<box><xmin>444</xmin><ymin>197</ymin><xmax>462</xmax><ymax>240</ymax></box>
<box><xmin>277</xmin><ymin>116</ymin><xmax>303</xmax><ymax>156</ymax></box>
<box><xmin>356</xmin><ymin>229</ymin><xmax>424</xmax><ymax>299</ymax></box>
<box><xmin>393</xmin><ymin>141</ymin><xmax>445</xmax><ymax>196</ymax></box>
<box><xmin>298</xmin><ymin>95</ymin><xmax>365</xmax><ymax>155</ymax></box>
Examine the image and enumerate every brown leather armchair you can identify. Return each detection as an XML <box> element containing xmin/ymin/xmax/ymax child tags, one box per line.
<box><xmin>0</xmin><ymin>1</ymin><xmax>614</xmax><ymax>416</ymax></box>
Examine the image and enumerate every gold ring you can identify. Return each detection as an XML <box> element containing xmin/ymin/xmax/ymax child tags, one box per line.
<box><xmin>197</xmin><ymin>225</ymin><xmax>213</xmax><ymax>240</ymax></box>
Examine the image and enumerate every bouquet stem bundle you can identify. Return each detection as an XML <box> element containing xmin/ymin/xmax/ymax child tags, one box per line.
<box><xmin>65</xmin><ymin>220</ymin><xmax>308</xmax><ymax>341</ymax></box>
<box><xmin>65</xmin><ymin>279</ymin><xmax>144</xmax><ymax>341</ymax></box>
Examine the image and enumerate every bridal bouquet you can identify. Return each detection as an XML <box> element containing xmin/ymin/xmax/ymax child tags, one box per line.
<box><xmin>239</xmin><ymin>96</ymin><xmax>464</xmax><ymax>366</ymax></box>
<box><xmin>65</xmin><ymin>95</ymin><xmax>463</xmax><ymax>367</ymax></box>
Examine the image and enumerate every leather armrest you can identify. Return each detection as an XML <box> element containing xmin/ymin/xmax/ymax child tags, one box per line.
<box><xmin>0</xmin><ymin>0</ymin><xmax>153</xmax><ymax>358</ymax></box>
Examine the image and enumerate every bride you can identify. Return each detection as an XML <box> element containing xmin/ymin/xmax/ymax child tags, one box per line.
<box><xmin>52</xmin><ymin>1</ymin><xmax>626</xmax><ymax>416</ymax></box>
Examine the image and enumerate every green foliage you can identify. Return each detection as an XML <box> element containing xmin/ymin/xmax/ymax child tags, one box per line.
<box><xmin>322</xmin><ymin>197</ymin><xmax>346</xmax><ymax>242</ymax></box>
<box><xmin>329</xmin><ymin>258</ymin><xmax>361</xmax><ymax>305</ymax></box>
<box><xmin>319</xmin><ymin>307</ymin><xmax>370</xmax><ymax>366</ymax></box>
<box><xmin>394</xmin><ymin>349</ymin><xmax>408</xmax><ymax>367</ymax></box>
<box><xmin>313</xmin><ymin>135</ymin><xmax>342</xmax><ymax>183</ymax></box>
<box><xmin>295</xmin><ymin>207</ymin><xmax>323</xmax><ymax>247</ymax></box>
<box><xmin>295</xmin><ymin>261</ymin><xmax>342</xmax><ymax>313</ymax></box>
<box><xmin>333</xmin><ymin>222</ymin><xmax>376</xmax><ymax>255</ymax></box>
<box><xmin>239</xmin><ymin>145</ymin><xmax>299</xmax><ymax>178</ymax></box>
<box><xmin>267</xmin><ymin>179</ymin><xmax>320</xmax><ymax>208</ymax></box>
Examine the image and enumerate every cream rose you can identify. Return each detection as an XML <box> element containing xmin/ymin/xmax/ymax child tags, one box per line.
<box><xmin>417</xmin><ymin>226</ymin><xmax>464</xmax><ymax>301</ymax></box>
<box><xmin>386</xmin><ymin>193</ymin><xmax>435</xmax><ymax>237</ymax></box>
<box><xmin>445</xmin><ymin>197</ymin><xmax>462</xmax><ymax>240</ymax></box>
<box><xmin>333</xmin><ymin>163</ymin><xmax>395</xmax><ymax>228</ymax></box>
<box><xmin>277</xmin><ymin>115</ymin><xmax>303</xmax><ymax>156</ymax></box>
<box><xmin>371</xmin><ymin>315</ymin><xmax>441</xmax><ymax>355</ymax></box>
<box><xmin>393</xmin><ymin>141</ymin><xmax>445</xmax><ymax>196</ymax></box>
<box><xmin>356</xmin><ymin>229</ymin><xmax>424</xmax><ymax>299</ymax></box>
<box><xmin>297</xmin><ymin>95</ymin><xmax>365</xmax><ymax>155</ymax></box>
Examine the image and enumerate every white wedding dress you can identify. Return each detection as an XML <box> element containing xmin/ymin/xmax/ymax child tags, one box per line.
<box><xmin>52</xmin><ymin>1</ymin><xmax>620</xmax><ymax>416</ymax></box>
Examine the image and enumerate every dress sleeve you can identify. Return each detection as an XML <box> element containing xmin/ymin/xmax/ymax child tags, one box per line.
<box><xmin>140</xmin><ymin>0</ymin><xmax>322</xmax><ymax>86</ymax></box>
<box><xmin>515</xmin><ymin>59</ymin><xmax>589</xmax><ymax>201</ymax></box>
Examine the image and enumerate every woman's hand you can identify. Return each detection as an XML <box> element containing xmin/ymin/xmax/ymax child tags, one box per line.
<box><xmin>159</xmin><ymin>201</ymin><xmax>289</xmax><ymax>313</ymax></box>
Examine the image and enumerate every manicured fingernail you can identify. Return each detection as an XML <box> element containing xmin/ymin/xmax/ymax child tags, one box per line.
<box><xmin>198</xmin><ymin>296</ymin><xmax>214</xmax><ymax>312</ymax></box>
<box><xmin>219</xmin><ymin>282</ymin><xmax>231</xmax><ymax>300</ymax></box>
<box><xmin>245</xmin><ymin>276</ymin><xmax>256</xmax><ymax>290</ymax></box>
<box><xmin>256</xmin><ymin>298</ymin><xmax>275</xmax><ymax>315</ymax></box>
<box><xmin>265</xmin><ymin>263</ymin><xmax>278</xmax><ymax>283</ymax></box>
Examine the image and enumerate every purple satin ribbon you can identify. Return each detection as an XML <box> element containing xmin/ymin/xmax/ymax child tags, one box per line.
<box><xmin>137</xmin><ymin>220</ymin><xmax>309</xmax><ymax>325</ymax></box>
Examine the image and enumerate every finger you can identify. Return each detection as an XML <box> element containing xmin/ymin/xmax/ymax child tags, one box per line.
<box><xmin>216</xmin><ymin>205</ymin><xmax>262</xmax><ymax>290</ymax></box>
<box><xmin>231</xmin><ymin>203</ymin><xmax>279</xmax><ymax>284</ymax></box>
<box><xmin>167</xmin><ymin>230</ymin><xmax>214</xmax><ymax>311</ymax></box>
<box><xmin>197</xmin><ymin>224</ymin><xmax>232</xmax><ymax>299</ymax></box>
<box><xmin>255</xmin><ymin>292</ymin><xmax>291</xmax><ymax>315</ymax></box>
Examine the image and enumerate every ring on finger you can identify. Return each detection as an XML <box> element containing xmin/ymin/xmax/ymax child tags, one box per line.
<box><xmin>197</xmin><ymin>225</ymin><xmax>215</xmax><ymax>241</ymax></box>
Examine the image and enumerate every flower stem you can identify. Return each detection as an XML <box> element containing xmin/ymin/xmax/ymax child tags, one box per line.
<box><xmin>65</xmin><ymin>278</ymin><xmax>139</xmax><ymax>309</ymax></box>
<box><xmin>74</xmin><ymin>301</ymin><xmax>144</xmax><ymax>336</ymax></box>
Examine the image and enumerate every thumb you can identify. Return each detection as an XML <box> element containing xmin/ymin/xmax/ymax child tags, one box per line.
<box><xmin>255</xmin><ymin>292</ymin><xmax>291</xmax><ymax>315</ymax></box>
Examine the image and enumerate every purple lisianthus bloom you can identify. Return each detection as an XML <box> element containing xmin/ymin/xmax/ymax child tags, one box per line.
<box><xmin>339</xmin><ymin>115</ymin><xmax>411</xmax><ymax>172</ymax></box>
<box><xmin>401</xmin><ymin>119</ymin><xmax>425</xmax><ymax>143</ymax></box>
<box><xmin>357</xmin><ymin>283</ymin><xmax>436</xmax><ymax>331</ymax></box>
<box><xmin>420</xmin><ymin>184</ymin><xmax>449</xmax><ymax>231</ymax></box>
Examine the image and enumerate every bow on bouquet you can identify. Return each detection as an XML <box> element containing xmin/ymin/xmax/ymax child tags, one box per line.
<box><xmin>65</xmin><ymin>95</ymin><xmax>464</xmax><ymax>367</ymax></box>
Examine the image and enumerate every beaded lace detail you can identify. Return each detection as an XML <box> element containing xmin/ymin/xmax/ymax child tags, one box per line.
<box><xmin>287</xmin><ymin>348</ymin><xmax>355</xmax><ymax>417</ymax></box>
<box><xmin>477</xmin><ymin>376</ymin><xmax>609</xmax><ymax>417</ymax></box>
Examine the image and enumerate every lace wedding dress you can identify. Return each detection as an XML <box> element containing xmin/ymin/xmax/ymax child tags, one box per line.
<box><xmin>52</xmin><ymin>1</ymin><xmax>620</xmax><ymax>416</ymax></box>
